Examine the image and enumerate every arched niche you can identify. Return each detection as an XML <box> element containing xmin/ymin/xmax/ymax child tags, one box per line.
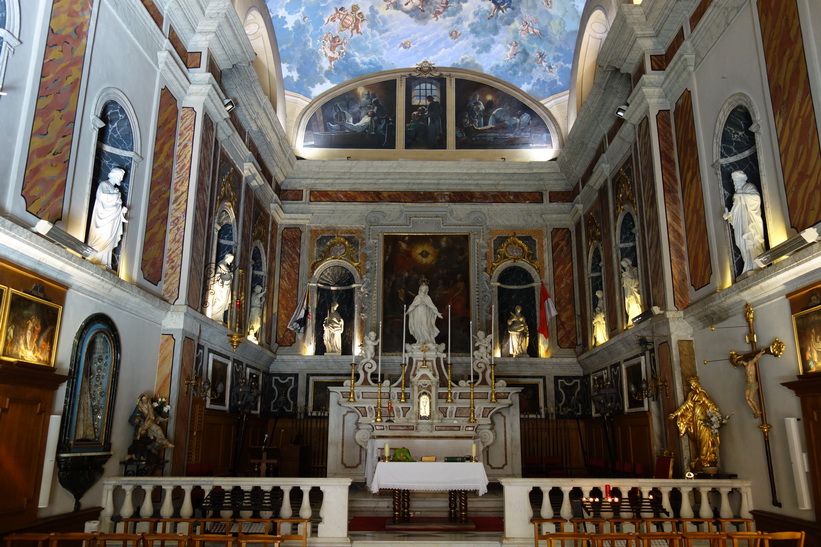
<box><xmin>311</xmin><ymin>261</ymin><xmax>360</xmax><ymax>356</ymax></box>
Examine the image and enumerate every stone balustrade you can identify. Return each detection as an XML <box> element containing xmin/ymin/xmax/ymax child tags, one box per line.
<box><xmin>501</xmin><ymin>477</ymin><xmax>753</xmax><ymax>545</ymax></box>
<box><xmin>98</xmin><ymin>475</ymin><xmax>753</xmax><ymax>546</ymax></box>
<box><xmin>98</xmin><ymin>476</ymin><xmax>352</xmax><ymax>543</ymax></box>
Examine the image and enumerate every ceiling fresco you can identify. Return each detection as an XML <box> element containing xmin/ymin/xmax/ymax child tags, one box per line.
<box><xmin>267</xmin><ymin>0</ymin><xmax>585</xmax><ymax>101</ymax></box>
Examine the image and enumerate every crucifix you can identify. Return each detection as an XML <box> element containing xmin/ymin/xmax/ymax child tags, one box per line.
<box><xmin>724</xmin><ymin>302</ymin><xmax>786</xmax><ymax>507</ymax></box>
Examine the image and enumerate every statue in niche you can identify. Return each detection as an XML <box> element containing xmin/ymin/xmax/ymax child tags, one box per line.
<box><xmin>621</xmin><ymin>258</ymin><xmax>643</xmax><ymax>325</ymax></box>
<box><xmin>592</xmin><ymin>290</ymin><xmax>607</xmax><ymax>346</ymax></box>
<box><xmin>206</xmin><ymin>253</ymin><xmax>234</xmax><ymax>322</ymax></box>
<box><xmin>361</xmin><ymin>330</ymin><xmax>379</xmax><ymax>362</ymax></box>
<box><xmin>246</xmin><ymin>285</ymin><xmax>267</xmax><ymax>342</ymax></box>
<box><xmin>723</xmin><ymin>170</ymin><xmax>765</xmax><ymax>274</ymax></box>
<box><xmin>473</xmin><ymin>330</ymin><xmax>492</xmax><ymax>362</ymax></box>
<box><xmin>87</xmin><ymin>167</ymin><xmax>128</xmax><ymax>269</ymax></box>
<box><xmin>507</xmin><ymin>305</ymin><xmax>529</xmax><ymax>357</ymax></box>
<box><xmin>323</xmin><ymin>301</ymin><xmax>344</xmax><ymax>354</ymax></box>
<box><xmin>406</xmin><ymin>280</ymin><xmax>443</xmax><ymax>345</ymax></box>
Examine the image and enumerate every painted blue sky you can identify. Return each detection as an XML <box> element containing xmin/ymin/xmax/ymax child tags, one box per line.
<box><xmin>267</xmin><ymin>0</ymin><xmax>584</xmax><ymax>101</ymax></box>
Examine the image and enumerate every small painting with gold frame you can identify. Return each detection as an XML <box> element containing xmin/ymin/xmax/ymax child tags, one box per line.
<box><xmin>792</xmin><ymin>298</ymin><xmax>821</xmax><ymax>375</ymax></box>
<box><xmin>1</xmin><ymin>288</ymin><xmax>62</xmax><ymax>367</ymax></box>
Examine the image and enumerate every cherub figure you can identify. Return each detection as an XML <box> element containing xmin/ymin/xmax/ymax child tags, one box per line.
<box><xmin>487</xmin><ymin>0</ymin><xmax>513</xmax><ymax>20</ymax></box>
<box><xmin>432</xmin><ymin>0</ymin><xmax>450</xmax><ymax>20</ymax></box>
<box><xmin>504</xmin><ymin>40</ymin><xmax>520</xmax><ymax>61</ymax></box>
<box><xmin>473</xmin><ymin>330</ymin><xmax>492</xmax><ymax>363</ymax></box>
<box><xmin>324</xmin><ymin>6</ymin><xmax>348</xmax><ymax>26</ymax></box>
<box><xmin>449</xmin><ymin>29</ymin><xmax>461</xmax><ymax>40</ymax></box>
<box><xmin>520</xmin><ymin>16</ymin><xmax>545</xmax><ymax>38</ymax></box>
<box><xmin>361</xmin><ymin>331</ymin><xmax>380</xmax><ymax>362</ymax></box>
<box><xmin>399</xmin><ymin>39</ymin><xmax>412</xmax><ymax>50</ymax></box>
<box><xmin>383</xmin><ymin>0</ymin><xmax>399</xmax><ymax>8</ymax></box>
<box><xmin>405</xmin><ymin>0</ymin><xmax>429</xmax><ymax>12</ymax></box>
<box><xmin>320</xmin><ymin>32</ymin><xmax>348</xmax><ymax>70</ymax></box>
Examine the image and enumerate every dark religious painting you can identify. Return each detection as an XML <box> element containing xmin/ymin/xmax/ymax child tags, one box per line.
<box><xmin>307</xmin><ymin>375</ymin><xmax>347</xmax><ymax>415</ymax></box>
<box><xmin>1</xmin><ymin>288</ymin><xmax>62</xmax><ymax>367</ymax></box>
<box><xmin>382</xmin><ymin>234</ymin><xmax>470</xmax><ymax>354</ymax></box>
<box><xmin>793</xmin><ymin>301</ymin><xmax>821</xmax><ymax>375</ymax></box>
<box><xmin>455</xmin><ymin>79</ymin><xmax>552</xmax><ymax>149</ymax></box>
<box><xmin>405</xmin><ymin>77</ymin><xmax>446</xmax><ymax>149</ymax></box>
<box><xmin>302</xmin><ymin>80</ymin><xmax>396</xmax><ymax>149</ymax></box>
<box><xmin>500</xmin><ymin>377</ymin><xmax>545</xmax><ymax>417</ymax></box>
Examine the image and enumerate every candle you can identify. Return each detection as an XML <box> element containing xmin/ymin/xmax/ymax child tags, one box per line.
<box><xmin>378</xmin><ymin>320</ymin><xmax>383</xmax><ymax>381</ymax></box>
<box><xmin>469</xmin><ymin>320</ymin><xmax>474</xmax><ymax>383</ymax></box>
<box><xmin>471</xmin><ymin>443</ymin><xmax>477</xmax><ymax>460</ymax></box>
<box><xmin>448</xmin><ymin>305</ymin><xmax>452</xmax><ymax>362</ymax></box>
<box><xmin>402</xmin><ymin>304</ymin><xmax>406</xmax><ymax>365</ymax></box>
<box><xmin>605</xmin><ymin>484</ymin><xmax>611</xmax><ymax>498</ymax></box>
<box><xmin>491</xmin><ymin>304</ymin><xmax>495</xmax><ymax>364</ymax></box>
<box><xmin>384</xmin><ymin>443</ymin><xmax>390</xmax><ymax>461</ymax></box>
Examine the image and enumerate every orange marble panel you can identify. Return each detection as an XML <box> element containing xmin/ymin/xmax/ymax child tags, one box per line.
<box><xmin>551</xmin><ymin>228</ymin><xmax>577</xmax><ymax>349</ymax></box>
<box><xmin>156</xmin><ymin>334</ymin><xmax>175</xmax><ymax>399</ymax></box>
<box><xmin>308</xmin><ymin>190</ymin><xmax>543</xmax><ymax>203</ymax></box>
<box><xmin>690</xmin><ymin>0</ymin><xmax>713</xmax><ymax>31</ymax></box>
<box><xmin>674</xmin><ymin>90</ymin><xmax>712</xmax><ymax>291</ymax></box>
<box><xmin>21</xmin><ymin>0</ymin><xmax>94</xmax><ymax>222</ymax></box>
<box><xmin>276</xmin><ymin>227</ymin><xmax>303</xmax><ymax>347</ymax></box>
<box><xmin>637</xmin><ymin>118</ymin><xmax>666</xmax><ymax>310</ymax></box>
<box><xmin>188</xmin><ymin>115</ymin><xmax>216</xmax><ymax>310</ymax></box>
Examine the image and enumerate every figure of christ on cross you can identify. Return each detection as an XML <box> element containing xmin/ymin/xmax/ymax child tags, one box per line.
<box><xmin>729</xmin><ymin>347</ymin><xmax>768</xmax><ymax>418</ymax></box>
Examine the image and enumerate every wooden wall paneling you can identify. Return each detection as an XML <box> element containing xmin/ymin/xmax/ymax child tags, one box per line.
<box><xmin>201</xmin><ymin>410</ymin><xmax>237</xmax><ymax>476</ymax></box>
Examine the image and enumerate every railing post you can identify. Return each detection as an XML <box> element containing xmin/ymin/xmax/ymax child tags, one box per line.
<box><xmin>317</xmin><ymin>481</ymin><xmax>351</xmax><ymax>543</ymax></box>
<box><xmin>698</xmin><ymin>486</ymin><xmax>713</xmax><ymax>519</ymax></box>
<box><xmin>559</xmin><ymin>485</ymin><xmax>573</xmax><ymax>527</ymax></box>
<box><xmin>120</xmin><ymin>484</ymin><xmax>136</xmax><ymax>520</ymax></box>
<box><xmin>679</xmin><ymin>485</ymin><xmax>694</xmax><ymax>518</ymax></box>
<box><xmin>140</xmin><ymin>483</ymin><xmax>154</xmax><ymax>518</ymax></box>
<box><xmin>99</xmin><ymin>482</ymin><xmax>115</xmax><ymax>533</ymax></box>
<box><xmin>180</xmin><ymin>484</ymin><xmax>194</xmax><ymax>519</ymax></box>
<box><xmin>300</xmin><ymin>485</ymin><xmax>313</xmax><ymax>538</ymax></box>
<box><xmin>718</xmin><ymin>486</ymin><xmax>733</xmax><ymax>518</ymax></box>
<box><xmin>279</xmin><ymin>486</ymin><xmax>293</xmax><ymax>535</ymax></box>
<box><xmin>500</xmin><ymin>480</ymin><xmax>533</xmax><ymax>540</ymax></box>
<box><xmin>160</xmin><ymin>485</ymin><xmax>175</xmax><ymax>518</ymax></box>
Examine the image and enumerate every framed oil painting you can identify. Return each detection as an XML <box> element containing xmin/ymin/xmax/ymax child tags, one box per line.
<box><xmin>207</xmin><ymin>351</ymin><xmax>231</xmax><ymax>410</ymax></box>
<box><xmin>381</xmin><ymin>233</ymin><xmax>470</xmax><ymax>354</ymax></box>
<box><xmin>60</xmin><ymin>314</ymin><xmax>121</xmax><ymax>452</ymax></box>
<box><xmin>500</xmin><ymin>376</ymin><xmax>545</xmax><ymax>417</ymax></box>
<box><xmin>589</xmin><ymin>368</ymin><xmax>610</xmax><ymax>417</ymax></box>
<box><xmin>622</xmin><ymin>356</ymin><xmax>649</xmax><ymax>412</ymax></box>
<box><xmin>793</xmin><ymin>300</ymin><xmax>821</xmax><ymax>374</ymax></box>
<box><xmin>405</xmin><ymin>76</ymin><xmax>446</xmax><ymax>149</ymax></box>
<box><xmin>307</xmin><ymin>374</ymin><xmax>347</xmax><ymax>415</ymax></box>
<box><xmin>1</xmin><ymin>287</ymin><xmax>62</xmax><ymax>367</ymax></box>
<box><xmin>302</xmin><ymin>80</ymin><xmax>396</xmax><ymax>149</ymax></box>
<box><xmin>246</xmin><ymin>367</ymin><xmax>262</xmax><ymax>415</ymax></box>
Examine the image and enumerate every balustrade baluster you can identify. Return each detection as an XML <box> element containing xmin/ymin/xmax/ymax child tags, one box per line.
<box><xmin>739</xmin><ymin>486</ymin><xmax>752</xmax><ymax>518</ymax></box>
<box><xmin>160</xmin><ymin>485</ymin><xmax>174</xmax><ymax>518</ymax></box>
<box><xmin>299</xmin><ymin>485</ymin><xmax>313</xmax><ymax>537</ymax></box>
<box><xmin>140</xmin><ymin>484</ymin><xmax>155</xmax><ymax>518</ymax></box>
<box><xmin>559</xmin><ymin>485</ymin><xmax>573</xmax><ymax>527</ymax></box>
<box><xmin>718</xmin><ymin>487</ymin><xmax>733</xmax><ymax>519</ymax></box>
<box><xmin>679</xmin><ymin>486</ymin><xmax>695</xmax><ymax>519</ymax></box>
<box><xmin>698</xmin><ymin>486</ymin><xmax>713</xmax><ymax>519</ymax></box>
<box><xmin>279</xmin><ymin>486</ymin><xmax>293</xmax><ymax>535</ymax></box>
<box><xmin>100</xmin><ymin>483</ymin><xmax>115</xmax><ymax>532</ymax></box>
<box><xmin>180</xmin><ymin>485</ymin><xmax>194</xmax><ymax>519</ymax></box>
<box><xmin>121</xmin><ymin>485</ymin><xmax>136</xmax><ymax>520</ymax></box>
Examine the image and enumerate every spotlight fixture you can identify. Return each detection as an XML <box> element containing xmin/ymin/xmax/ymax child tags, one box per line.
<box><xmin>754</xmin><ymin>222</ymin><xmax>820</xmax><ymax>268</ymax></box>
<box><xmin>631</xmin><ymin>305</ymin><xmax>662</xmax><ymax>326</ymax></box>
<box><xmin>33</xmin><ymin>220</ymin><xmax>95</xmax><ymax>258</ymax></box>
<box><xmin>223</xmin><ymin>98</ymin><xmax>236</xmax><ymax>113</ymax></box>
<box><xmin>615</xmin><ymin>104</ymin><xmax>629</xmax><ymax>118</ymax></box>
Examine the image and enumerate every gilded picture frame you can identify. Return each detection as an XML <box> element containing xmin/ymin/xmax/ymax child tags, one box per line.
<box><xmin>307</xmin><ymin>374</ymin><xmax>347</xmax><ymax>415</ymax></box>
<box><xmin>499</xmin><ymin>376</ymin><xmax>545</xmax><ymax>417</ymax></box>
<box><xmin>589</xmin><ymin>368</ymin><xmax>609</xmax><ymax>417</ymax></box>
<box><xmin>246</xmin><ymin>367</ymin><xmax>262</xmax><ymax>415</ymax></box>
<box><xmin>792</xmin><ymin>301</ymin><xmax>821</xmax><ymax>375</ymax></box>
<box><xmin>1</xmin><ymin>287</ymin><xmax>62</xmax><ymax>367</ymax></box>
<box><xmin>207</xmin><ymin>352</ymin><xmax>231</xmax><ymax>410</ymax></box>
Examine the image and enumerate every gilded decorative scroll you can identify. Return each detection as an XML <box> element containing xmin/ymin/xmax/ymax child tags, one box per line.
<box><xmin>490</xmin><ymin>235</ymin><xmax>539</xmax><ymax>274</ymax></box>
<box><xmin>614</xmin><ymin>168</ymin><xmax>636</xmax><ymax>214</ymax></box>
<box><xmin>586</xmin><ymin>213</ymin><xmax>602</xmax><ymax>246</ymax></box>
<box><xmin>310</xmin><ymin>234</ymin><xmax>362</xmax><ymax>275</ymax></box>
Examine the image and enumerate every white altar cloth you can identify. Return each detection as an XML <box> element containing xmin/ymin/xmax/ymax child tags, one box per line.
<box><xmin>369</xmin><ymin>462</ymin><xmax>489</xmax><ymax>495</ymax></box>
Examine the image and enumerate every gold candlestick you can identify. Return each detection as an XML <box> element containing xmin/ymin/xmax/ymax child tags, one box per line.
<box><xmin>490</xmin><ymin>363</ymin><xmax>497</xmax><ymax>403</ymax></box>
<box><xmin>468</xmin><ymin>381</ymin><xmax>476</xmax><ymax>423</ymax></box>
<box><xmin>446</xmin><ymin>363</ymin><xmax>453</xmax><ymax>403</ymax></box>
<box><xmin>349</xmin><ymin>363</ymin><xmax>356</xmax><ymax>402</ymax></box>
<box><xmin>399</xmin><ymin>362</ymin><xmax>407</xmax><ymax>403</ymax></box>
<box><xmin>375</xmin><ymin>381</ymin><xmax>383</xmax><ymax>422</ymax></box>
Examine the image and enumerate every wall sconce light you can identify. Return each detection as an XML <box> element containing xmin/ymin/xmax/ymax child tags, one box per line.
<box><xmin>631</xmin><ymin>337</ymin><xmax>669</xmax><ymax>401</ymax></box>
<box><xmin>223</xmin><ymin>98</ymin><xmax>236</xmax><ymax>113</ymax></box>
<box><xmin>615</xmin><ymin>105</ymin><xmax>629</xmax><ymax>118</ymax></box>
<box><xmin>33</xmin><ymin>220</ymin><xmax>95</xmax><ymax>258</ymax></box>
<box><xmin>754</xmin><ymin>223</ymin><xmax>820</xmax><ymax>268</ymax></box>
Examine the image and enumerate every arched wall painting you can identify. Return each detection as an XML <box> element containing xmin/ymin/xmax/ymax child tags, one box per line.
<box><xmin>303</xmin><ymin>80</ymin><xmax>397</xmax><ymax>149</ymax></box>
<box><xmin>382</xmin><ymin>234</ymin><xmax>470</xmax><ymax>355</ymax></box>
<box><xmin>455</xmin><ymin>79</ymin><xmax>551</xmax><ymax>149</ymax></box>
<box><xmin>405</xmin><ymin>77</ymin><xmax>447</xmax><ymax>150</ymax></box>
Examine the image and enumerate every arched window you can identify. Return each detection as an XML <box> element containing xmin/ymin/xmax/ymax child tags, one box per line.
<box><xmin>718</xmin><ymin>102</ymin><xmax>767</xmax><ymax>278</ymax></box>
<box><xmin>0</xmin><ymin>0</ymin><xmax>20</xmax><ymax>94</ymax></box>
<box><xmin>315</xmin><ymin>264</ymin><xmax>357</xmax><ymax>356</ymax></box>
<box><xmin>496</xmin><ymin>265</ymin><xmax>538</xmax><ymax>358</ymax></box>
<box><xmin>618</xmin><ymin>210</ymin><xmax>642</xmax><ymax>326</ymax></box>
<box><xmin>589</xmin><ymin>245</ymin><xmax>608</xmax><ymax>346</ymax></box>
<box><xmin>247</xmin><ymin>243</ymin><xmax>267</xmax><ymax>344</ymax></box>
<box><xmin>86</xmin><ymin>100</ymin><xmax>135</xmax><ymax>273</ymax></box>
<box><xmin>411</xmin><ymin>81</ymin><xmax>441</xmax><ymax>105</ymax></box>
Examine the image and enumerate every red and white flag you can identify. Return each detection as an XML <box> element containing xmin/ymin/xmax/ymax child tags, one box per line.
<box><xmin>539</xmin><ymin>281</ymin><xmax>558</xmax><ymax>339</ymax></box>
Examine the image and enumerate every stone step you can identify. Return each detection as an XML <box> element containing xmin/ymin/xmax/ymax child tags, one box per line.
<box><xmin>348</xmin><ymin>483</ymin><xmax>506</xmax><ymax>519</ymax></box>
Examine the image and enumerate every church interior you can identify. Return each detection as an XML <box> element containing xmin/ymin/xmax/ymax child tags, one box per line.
<box><xmin>2</xmin><ymin>0</ymin><xmax>821</xmax><ymax>545</ymax></box>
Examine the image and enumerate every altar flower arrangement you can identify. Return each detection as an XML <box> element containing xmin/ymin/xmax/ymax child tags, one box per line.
<box><xmin>152</xmin><ymin>396</ymin><xmax>171</xmax><ymax>419</ymax></box>
<box><xmin>702</xmin><ymin>409</ymin><xmax>732</xmax><ymax>436</ymax></box>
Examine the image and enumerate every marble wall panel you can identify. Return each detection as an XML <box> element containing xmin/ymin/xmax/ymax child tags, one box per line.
<box><xmin>276</xmin><ymin>227</ymin><xmax>303</xmax><ymax>347</ymax></box>
<box><xmin>156</xmin><ymin>334</ymin><xmax>175</xmax><ymax>399</ymax></box>
<box><xmin>551</xmin><ymin>228</ymin><xmax>577</xmax><ymax>349</ymax></box>
<box><xmin>171</xmin><ymin>336</ymin><xmax>196</xmax><ymax>474</ymax></box>
<box><xmin>674</xmin><ymin>90</ymin><xmax>712</xmax><ymax>291</ymax></box>
<box><xmin>281</xmin><ymin>190</ymin><xmax>303</xmax><ymax>202</ymax></box>
<box><xmin>758</xmin><ymin>0</ymin><xmax>821</xmax><ymax>231</ymax></box>
<box><xmin>549</xmin><ymin>191</ymin><xmax>574</xmax><ymax>203</ymax></box>
<box><xmin>240</xmin><ymin>184</ymin><xmax>253</xmax><ymax>279</ymax></box>
<box><xmin>597</xmin><ymin>192</ymin><xmax>616</xmax><ymax>336</ymax></box>
<box><xmin>188</xmin><ymin>115</ymin><xmax>215</xmax><ymax>310</ymax></box>
<box><xmin>141</xmin><ymin>87</ymin><xmax>178</xmax><ymax>285</ymax></box>
<box><xmin>266</xmin><ymin>217</ymin><xmax>279</xmax><ymax>347</ymax></box>
<box><xmin>650</xmin><ymin>28</ymin><xmax>684</xmax><ymax>71</ymax></box>
<box><xmin>690</xmin><ymin>0</ymin><xmax>714</xmax><ymax>30</ymax></box>
<box><xmin>574</xmin><ymin>223</ymin><xmax>587</xmax><ymax>347</ymax></box>
<box><xmin>657</xmin><ymin>111</ymin><xmax>689</xmax><ymax>310</ymax></box>
<box><xmin>163</xmin><ymin>107</ymin><xmax>197</xmax><ymax>303</ymax></box>
<box><xmin>21</xmin><ymin>0</ymin><xmax>94</xmax><ymax>222</ymax></box>
<box><xmin>140</xmin><ymin>0</ymin><xmax>163</xmax><ymax>29</ymax></box>
<box><xmin>308</xmin><ymin>190</ymin><xmax>543</xmax><ymax>204</ymax></box>
<box><xmin>637</xmin><ymin>118</ymin><xmax>665</xmax><ymax>310</ymax></box>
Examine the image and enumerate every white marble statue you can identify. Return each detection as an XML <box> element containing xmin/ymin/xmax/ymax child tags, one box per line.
<box><xmin>361</xmin><ymin>330</ymin><xmax>379</xmax><ymax>361</ymax></box>
<box><xmin>621</xmin><ymin>258</ymin><xmax>642</xmax><ymax>325</ymax></box>
<box><xmin>323</xmin><ymin>301</ymin><xmax>344</xmax><ymax>354</ymax></box>
<box><xmin>206</xmin><ymin>253</ymin><xmax>234</xmax><ymax>322</ymax></box>
<box><xmin>406</xmin><ymin>281</ymin><xmax>442</xmax><ymax>345</ymax></box>
<box><xmin>473</xmin><ymin>330</ymin><xmax>492</xmax><ymax>362</ymax></box>
<box><xmin>592</xmin><ymin>290</ymin><xmax>607</xmax><ymax>346</ymax></box>
<box><xmin>723</xmin><ymin>170</ymin><xmax>765</xmax><ymax>274</ymax></box>
<box><xmin>246</xmin><ymin>285</ymin><xmax>266</xmax><ymax>342</ymax></box>
<box><xmin>87</xmin><ymin>167</ymin><xmax>128</xmax><ymax>268</ymax></box>
<box><xmin>507</xmin><ymin>305</ymin><xmax>529</xmax><ymax>357</ymax></box>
